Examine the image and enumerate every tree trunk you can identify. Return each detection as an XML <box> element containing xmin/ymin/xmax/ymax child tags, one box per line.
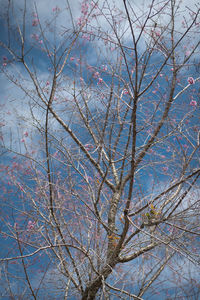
<box><xmin>82</xmin><ymin>259</ymin><xmax>117</xmax><ymax>299</ymax></box>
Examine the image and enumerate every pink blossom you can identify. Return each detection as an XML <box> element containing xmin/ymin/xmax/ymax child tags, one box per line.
<box><xmin>46</xmin><ymin>81</ymin><xmax>50</xmax><ymax>86</ymax></box>
<box><xmin>31</xmin><ymin>33</ymin><xmax>39</xmax><ymax>41</ymax></box>
<box><xmin>185</xmin><ymin>50</ymin><xmax>191</xmax><ymax>56</ymax></box>
<box><xmin>187</xmin><ymin>77</ymin><xmax>195</xmax><ymax>84</ymax></box>
<box><xmin>123</xmin><ymin>89</ymin><xmax>129</xmax><ymax>95</ymax></box>
<box><xmin>52</xmin><ymin>6</ymin><xmax>60</xmax><ymax>12</ymax></box>
<box><xmin>3</xmin><ymin>56</ymin><xmax>7</xmax><ymax>61</ymax></box>
<box><xmin>77</xmin><ymin>17</ymin><xmax>84</xmax><ymax>26</ymax></box>
<box><xmin>155</xmin><ymin>30</ymin><xmax>161</xmax><ymax>37</ymax></box>
<box><xmin>190</xmin><ymin>100</ymin><xmax>197</xmax><ymax>107</ymax></box>
<box><xmin>32</xmin><ymin>19</ymin><xmax>39</xmax><ymax>26</ymax></box>
<box><xmin>97</xmin><ymin>78</ymin><xmax>103</xmax><ymax>85</ymax></box>
<box><xmin>3</xmin><ymin>63</ymin><xmax>7</xmax><ymax>66</ymax></box>
<box><xmin>27</xmin><ymin>220</ymin><xmax>36</xmax><ymax>230</ymax></box>
<box><xmin>39</xmin><ymin>40</ymin><xmax>43</xmax><ymax>44</ymax></box>
<box><xmin>24</xmin><ymin>131</ymin><xmax>28</xmax><ymax>137</ymax></box>
<box><xmin>166</xmin><ymin>146</ymin><xmax>171</xmax><ymax>152</ymax></box>
<box><xmin>162</xmin><ymin>166</ymin><xmax>168</xmax><ymax>172</ymax></box>
<box><xmin>82</xmin><ymin>34</ymin><xmax>90</xmax><ymax>41</ymax></box>
<box><xmin>70</xmin><ymin>57</ymin><xmax>75</xmax><ymax>61</ymax></box>
<box><xmin>85</xmin><ymin>144</ymin><xmax>93</xmax><ymax>151</ymax></box>
<box><xmin>93</xmin><ymin>71</ymin><xmax>100</xmax><ymax>78</ymax></box>
<box><xmin>102</xmin><ymin>65</ymin><xmax>107</xmax><ymax>71</ymax></box>
<box><xmin>81</xmin><ymin>1</ymin><xmax>89</xmax><ymax>15</ymax></box>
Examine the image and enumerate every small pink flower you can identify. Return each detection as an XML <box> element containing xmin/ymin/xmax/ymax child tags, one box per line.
<box><xmin>3</xmin><ymin>56</ymin><xmax>7</xmax><ymax>61</ymax></box>
<box><xmin>187</xmin><ymin>77</ymin><xmax>195</xmax><ymax>84</ymax></box>
<box><xmin>166</xmin><ymin>146</ymin><xmax>171</xmax><ymax>152</ymax></box>
<box><xmin>27</xmin><ymin>220</ymin><xmax>36</xmax><ymax>230</ymax></box>
<box><xmin>190</xmin><ymin>100</ymin><xmax>197</xmax><ymax>107</ymax></box>
<box><xmin>155</xmin><ymin>30</ymin><xmax>161</xmax><ymax>37</ymax></box>
<box><xmin>97</xmin><ymin>78</ymin><xmax>103</xmax><ymax>85</ymax></box>
<box><xmin>3</xmin><ymin>63</ymin><xmax>7</xmax><ymax>66</ymax></box>
<box><xmin>85</xmin><ymin>144</ymin><xmax>93</xmax><ymax>151</ymax></box>
<box><xmin>70</xmin><ymin>57</ymin><xmax>75</xmax><ymax>61</ymax></box>
<box><xmin>93</xmin><ymin>71</ymin><xmax>100</xmax><ymax>79</ymax></box>
<box><xmin>102</xmin><ymin>65</ymin><xmax>107</xmax><ymax>71</ymax></box>
<box><xmin>39</xmin><ymin>40</ymin><xmax>43</xmax><ymax>44</ymax></box>
<box><xmin>185</xmin><ymin>50</ymin><xmax>191</xmax><ymax>56</ymax></box>
<box><xmin>32</xmin><ymin>19</ymin><xmax>39</xmax><ymax>26</ymax></box>
<box><xmin>52</xmin><ymin>6</ymin><xmax>60</xmax><ymax>12</ymax></box>
<box><xmin>46</xmin><ymin>81</ymin><xmax>50</xmax><ymax>86</ymax></box>
<box><xmin>162</xmin><ymin>166</ymin><xmax>168</xmax><ymax>172</ymax></box>
<box><xmin>31</xmin><ymin>33</ymin><xmax>39</xmax><ymax>41</ymax></box>
<box><xmin>123</xmin><ymin>89</ymin><xmax>129</xmax><ymax>95</ymax></box>
<box><xmin>24</xmin><ymin>131</ymin><xmax>28</xmax><ymax>137</ymax></box>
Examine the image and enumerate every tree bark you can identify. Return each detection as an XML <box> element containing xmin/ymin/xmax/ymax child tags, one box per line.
<box><xmin>82</xmin><ymin>259</ymin><xmax>117</xmax><ymax>299</ymax></box>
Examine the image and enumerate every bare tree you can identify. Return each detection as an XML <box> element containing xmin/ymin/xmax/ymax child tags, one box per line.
<box><xmin>0</xmin><ymin>0</ymin><xmax>200</xmax><ymax>299</ymax></box>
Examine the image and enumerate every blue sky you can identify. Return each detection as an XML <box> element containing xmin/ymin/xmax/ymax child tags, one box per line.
<box><xmin>0</xmin><ymin>0</ymin><xmax>200</xmax><ymax>299</ymax></box>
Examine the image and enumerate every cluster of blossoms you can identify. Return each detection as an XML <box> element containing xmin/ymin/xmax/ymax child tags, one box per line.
<box><xmin>190</xmin><ymin>100</ymin><xmax>197</xmax><ymax>107</ymax></box>
<box><xmin>81</xmin><ymin>0</ymin><xmax>89</xmax><ymax>16</ymax></box>
<box><xmin>123</xmin><ymin>89</ymin><xmax>129</xmax><ymax>95</ymax></box>
<box><xmin>27</xmin><ymin>220</ymin><xmax>36</xmax><ymax>231</ymax></box>
<box><xmin>52</xmin><ymin>6</ymin><xmax>60</xmax><ymax>13</ymax></box>
<box><xmin>77</xmin><ymin>0</ymin><xmax>98</xmax><ymax>27</ymax></box>
<box><xmin>162</xmin><ymin>166</ymin><xmax>168</xmax><ymax>173</ymax></box>
<box><xmin>188</xmin><ymin>77</ymin><xmax>195</xmax><ymax>84</ymax></box>
<box><xmin>32</xmin><ymin>17</ymin><xmax>39</xmax><ymax>27</ymax></box>
<box><xmin>21</xmin><ymin>131</ymin><xmax>28</xmax><ymax>143</ymax></box>
<box><xmin>2</xmin><ymin>56</ymin><xmax>7</xmax><ymax>66</ymax></box>
<box><xmin>101</xmin><ymin>65</ymin><xmax>107</xmax><ymax>71</ymax></box>
<box><xmin>84</xmin><ymin>144</ymin><xmax>94</xmax><ymax>151</ymax></box>
<box><xmin>92</xmin><ymin>71</ymin><xmax>103</xmax><ymax>85</ymax></box>
<box><xmin>31</xmin><ymin>13</ymin><xmax>43</xmax><ymax>44</ymax></box>
<box><xmin>77</xmin><ymin>0</ymin><xmax>89</xmax><ymax>26</ymax></box>
<box><xmin>97</xmin><ymin>78</ymin><xmax>103</xmax><ymax>85</ymax></box>
<box><xmin>187</xmin><ymin>77</ymin><xmax>197</xmax><ymax>107</ymax></box>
